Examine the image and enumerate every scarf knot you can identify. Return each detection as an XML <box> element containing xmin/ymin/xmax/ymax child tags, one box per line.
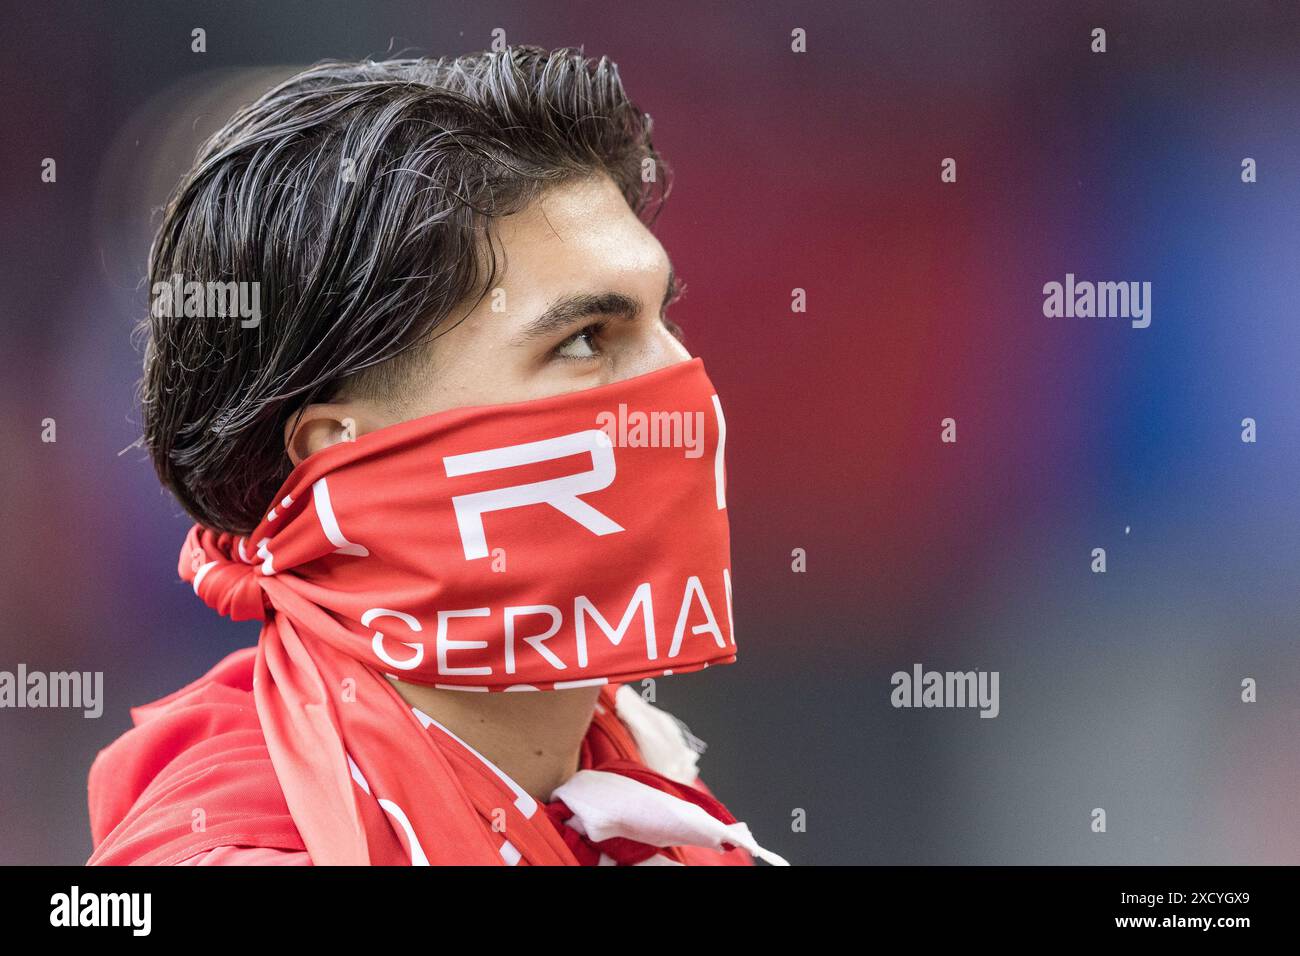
<box><xmin>182</xmin><ymin>526</ymin><xmax>270</xmax><ymax>622</ymax></box>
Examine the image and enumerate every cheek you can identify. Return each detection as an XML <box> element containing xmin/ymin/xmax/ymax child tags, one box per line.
<box><xmin>398</xmin><ymin>351</ymin><xmax>531</xmax><ymax>417</ymax></box>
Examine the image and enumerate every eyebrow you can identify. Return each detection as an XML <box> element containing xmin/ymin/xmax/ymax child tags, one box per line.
<box><xmin>513</xmin><ymin>265</ymin><xmax>679</xmax><ymax>345</ymax></box>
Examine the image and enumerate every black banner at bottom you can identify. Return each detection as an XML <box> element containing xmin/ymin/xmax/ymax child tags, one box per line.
<box><xmin>1</xmin><ymin>865</ymin><xmax>1284</xmax><ymax>941</ymax></box>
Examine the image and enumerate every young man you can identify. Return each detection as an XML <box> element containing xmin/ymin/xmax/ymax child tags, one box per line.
<box><xmin>86</xmin><ymin>46</ymin><xmax>785</xmax><ymax>866</ymax></box>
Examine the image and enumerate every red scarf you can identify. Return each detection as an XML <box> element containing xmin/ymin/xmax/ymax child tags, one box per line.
<box><xmin>90</xmin><ymin>359</ymin><xmax>777</xmax><ymax>865</ymax></box>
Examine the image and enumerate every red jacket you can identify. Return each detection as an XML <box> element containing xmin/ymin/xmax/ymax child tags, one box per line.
<box><xmin>87</xmin><ymin>647</ymin><xmax>755</xmax><ymax>866</ymax></box>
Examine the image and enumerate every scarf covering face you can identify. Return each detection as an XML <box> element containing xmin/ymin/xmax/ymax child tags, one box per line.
<box><xmin>172</xmin><ymin>357</ymin><xmax>754</xmax><ymax>865</ymax></box>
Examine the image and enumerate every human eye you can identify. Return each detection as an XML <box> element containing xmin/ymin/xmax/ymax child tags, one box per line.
<box><xmin>552</xmin><ymin>321</ymin><xmax>607</xmax><ymax>361</ymax></box>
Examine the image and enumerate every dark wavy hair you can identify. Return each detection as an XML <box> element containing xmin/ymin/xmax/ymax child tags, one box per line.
<box><xmin>140</xmin><ymin>45</ymin><xmax>669</xmax><ymax>533</ymax></box>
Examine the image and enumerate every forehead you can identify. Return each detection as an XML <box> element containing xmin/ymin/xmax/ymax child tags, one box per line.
<box><xmin>491</xmin><ymin>175</ymin><xmax>669</xmax><ymax>290</ymax></box>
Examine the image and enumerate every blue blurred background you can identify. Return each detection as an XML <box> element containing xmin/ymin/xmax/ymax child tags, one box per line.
<box><xmin>0</xmin><ymin>0</ymin><xmax>1297</xmax><ymax>864</ymax></box>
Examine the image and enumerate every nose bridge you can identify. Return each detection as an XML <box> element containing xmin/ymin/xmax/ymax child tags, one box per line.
<box><xmin>621</xmin><ymin>322</ymin><xmax>691</xmax><ymax>381</ymax></box>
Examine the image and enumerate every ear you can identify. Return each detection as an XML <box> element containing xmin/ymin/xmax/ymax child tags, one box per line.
<box><xmin>284</xmin><ymin>401</ymin><xmax>388</xmax><ymax>467</ymax></box>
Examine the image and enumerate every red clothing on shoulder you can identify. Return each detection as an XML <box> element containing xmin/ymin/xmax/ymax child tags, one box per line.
<box><xmin>89</xmin><ymin>647</ymin><xmax>754</xmax><ymax>867</ymax></box>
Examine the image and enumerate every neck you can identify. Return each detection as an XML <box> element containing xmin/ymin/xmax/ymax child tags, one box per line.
<box><xmin>388</xmin><ymin>679</ymin><xmax>602</xmax><ymax>800</ymax></box>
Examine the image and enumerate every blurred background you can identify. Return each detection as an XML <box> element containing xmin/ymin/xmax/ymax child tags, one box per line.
<box><xmin>1</xmin><ymin>0</ymin><xmax>1297</xmax><ymax>864</ymax></box>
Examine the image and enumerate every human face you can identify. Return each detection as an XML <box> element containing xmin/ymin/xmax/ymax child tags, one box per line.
<box><xmin>286</xmin><ymin>174</ymin><xmax>689</xmax><ymax>462</ymax></box>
